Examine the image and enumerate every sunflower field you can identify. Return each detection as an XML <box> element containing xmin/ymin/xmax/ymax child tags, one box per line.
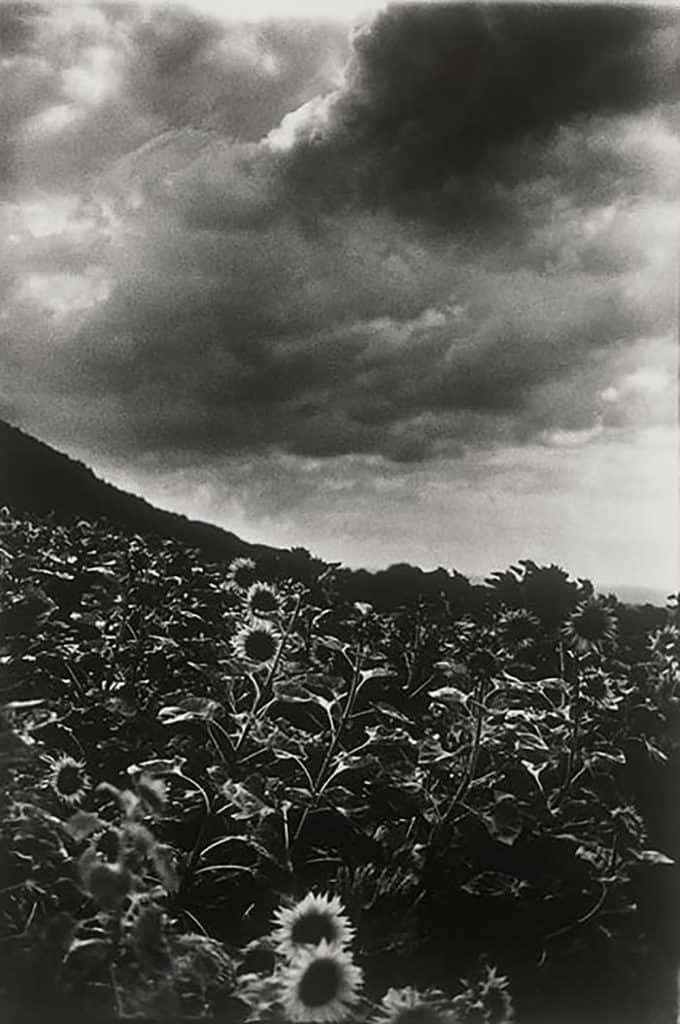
<box><xmin>0</xmin><ymin>506</ymin><xmax>678</xmax><ymax>1024</ymax></box>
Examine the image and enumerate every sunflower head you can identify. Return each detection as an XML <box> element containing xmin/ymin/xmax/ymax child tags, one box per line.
<box><xmin>376</xmin><ymin>987</ymin><xmax>448</xmax><ymax>1024</ymax></box>
<box><xmin>241</xmin><ymin>937</ymin><xmax>277</xmax><ymax>975</ymax></box>
<box><xmin>48</xmin><ymin>755</ymin><xmax>90</xmax><ymax>806</ymax></box>
<box><xmin>478</xmin><ymin>966</ymin><xmax>514</xmax><ymax>1024</ymax></box>
<box><xmin>127</xmin><ymin>901</ymin><xmax>169</xmax><ymax>970</ymax></box>
<box><xmin>279</xmin><ymin>940</ymin><xmax>362</xmax><ymax>1023</ymax></box>
<box><xmin>497</xmin><ymin>608</ymin><xmax>541</xmax><ymax>650</ymax></box>
<box><xmin>562</xmin><ymin>599</ymin><xmax>617</xmax><ymax>655</ymax></box>
<box><xmin>232</xmin><ymin>621</ymin><xmax>279</xmax><ymax>666</ymax></box>
<box><xmin>649</xmin><ymin>624</ymin><xmax>680</xmax><ymax>661</ymax></box>
<box><xmin>85</xmin><ymin>861</ymin><xmax>132</xmax><ymax>911</ymax></box>
<box><xmin>272</xmin><ymin>892</ymin><xmax>354</xmax><ymax>958</ymax></box>
<box><xmin>227</xmin><ymin>557</ymin><xmax>258</xmax><ymax>591</ymax></box>
<box><xmin>96</xmin><ymin>828</ymin><xmax>122</xmax><ymax>862</ymax></box>
<box><xmin>246</xmin><ymin>582</ymin><xmax>280</xmax><ymax>618</ymax></box>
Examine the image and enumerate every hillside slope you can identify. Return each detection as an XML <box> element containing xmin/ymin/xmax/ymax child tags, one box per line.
<box><xmin>0</xmin><ymin>420</ymin><xmax>270</xmax><ymax>564</ymax></box>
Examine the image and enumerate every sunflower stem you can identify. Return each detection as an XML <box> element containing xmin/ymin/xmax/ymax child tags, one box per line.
<box><xmin>442</xmin><ymin>674</ymin><xmax>487</xmax><ymax>823</ymax></box>
<box><xmin>559</xmin><ymin>652</ymin><xmax>582</xmax><ymax>798</ymax></box>
<box><xmin>62</xmin><ymin>657</ymin><xmax>87</xmax><ymax>699</ymax></box>
<box><xmin>109</xmin><ymin>964</ymin><xmax>124</xmax><ymax>1021</ymax></box>
<box><xmin>104</xmin><ymin>549</ymin><xmax>137</xmax><ymax>692</ymax></box>
<box><xmin>234</xmin><ymin>593</ymin><xmax>302</xmax><ymax>756</ymax></box>
<box><xmin>315</xmin><ymin>639</ymin><xmax>363</xmax><ymax>785</ymax></box>
<box><xmin>173</xmin><ymin>770</ymin><xmax>214</xmax><ymax>896</ymax></box>
<box><xmin>410</xmin><ymin>670</ymin><xmax>436</xmax><ymax>699</ymax></box>
<box><xmin>108</xmin><ymin>914</ymin><xmax>125</xmax><ymax>1020</ymax></box>
<box><xmin>291</xmin><ymin>640</ymin><xmax>364</xmax><ymax>849</ymax></box>
<box><xmin>280</xmin><ymin>799</ymin><xmax>294</xmax><ymax>874</ymax></box>
<box><xmin>180</xmin><ymin>907</ymin><xmax>209</xmax><ymax>936</ymax></box>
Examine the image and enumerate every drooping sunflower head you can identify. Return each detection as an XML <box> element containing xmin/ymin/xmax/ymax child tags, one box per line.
<box><xmin>48</xmin><ymin>754</ymin><xmax>90</xmax><ymax>806</ymax></box>
<box><xmin>649</xmin><ymin>624</ymin><xmax>680</xmax><ymax>661</ymax></box>
<box><xmin>227</xmin><ymin>556</ymin><xmax>258</xmax><ymax>591</ymax></box>
<box><xmin>279</xmin><ymin>941</ymin><xmax>362</xmax><ymax>1023</ymax></box>
<box><xmin>272</xmin><ymin>892</ymin><xmax>354</xmax><ymax>958</ymax></box>
<box><xmin>375</xmin><ymin>986</ymin><xmax>447</xmax><ymax>1024</ymax></box>
<box><xmin>232</xmin><ymin>621</ymin><xmax>279</xmax><ymax>667</ymax></box>
<box><xmin>562</xmin><ymin>599</ymin><xmax>617</xmax><ymax>655</ymax></box>
<box><xmin>246</xmin><ymin>582</ymin><xmax>280</xmax><ymax>619</ymax></box>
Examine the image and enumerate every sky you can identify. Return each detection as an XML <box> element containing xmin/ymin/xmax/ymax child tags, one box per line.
<box><xmin>1</xmin><ymin>1</ymin><xmax>678</xmax><ymax>592</ymax></box>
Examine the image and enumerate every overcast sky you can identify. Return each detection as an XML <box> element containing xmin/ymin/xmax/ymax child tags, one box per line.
<box><xmin>1</xmin><ymin>1</ymin><xmax>678</xmax><ymax>590</ymax></box>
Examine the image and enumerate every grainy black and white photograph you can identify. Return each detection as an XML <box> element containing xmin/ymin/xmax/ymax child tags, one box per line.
<box><xmin>0</xmin><ymin>1</ymin><xmax>678</xmax><ymax>1022</ymax></box>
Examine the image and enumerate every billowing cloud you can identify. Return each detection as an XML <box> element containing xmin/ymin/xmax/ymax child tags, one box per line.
<box><xmin>278</xmin><ymin>4</ymin><xmax>679</xmax><ymax>219</ymax></box>
<box><xmin>0</xmin><ymin>1</ymin><xmax>677</xmax><ymax>587</ymax></box>
<box><xmin>1</xmin><ymin>4</ymin><xmax>348</xmax><ymax>188</ymax></box>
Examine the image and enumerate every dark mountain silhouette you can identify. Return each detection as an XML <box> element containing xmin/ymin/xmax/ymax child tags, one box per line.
<box><xmin>0</xmin><ymin>419</ymin><xmax>272</xmax><ymax>564</ymax></box>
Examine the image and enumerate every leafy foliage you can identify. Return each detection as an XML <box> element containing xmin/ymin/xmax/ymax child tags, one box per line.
<box><xmin>0</xmin><ymin>506</ymin><xmax>678</xmax><ymax>1023</ymax></box>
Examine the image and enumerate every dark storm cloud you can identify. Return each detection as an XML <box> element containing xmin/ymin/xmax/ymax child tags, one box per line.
<box><xmin>281</xmin><ymin>3</ymin><xmax>679</xmax><ymax>223</ymax></box>
<box><xmin>272</xmin><ymin>3</ymin><xmax>680</xmax><ymax>243</ymax></box>
<box><xmin>32</xmin><ymin>229</ymin><xmax>666</xmax><ymax>466</ymax></box>
<box><xmin>1</xmin><ymin>2</ymin><xmax>678</xmax><ymax>474</ymax></box>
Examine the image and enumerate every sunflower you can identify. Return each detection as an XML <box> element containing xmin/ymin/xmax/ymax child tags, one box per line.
<box><xmin>279</xmin><ymin>941</ymin><xmax>362</xmax><ymax>1023</ymax></box>
<box><xmin>272</xmin><ymin>893</ymin><xmax>354</xmax><ymax>959</ymax></box>
<box><xmin>232</xmin><ymin>621</ymin><xmax>279</xmax><ymax>666</ymax></box>
<box><xmin>96</xmin><ymin>828</ymin><xmax>122</xmax><ymax>862</ymax></box>
<box><xmin>497</xmin><ymin>608</ymin><xmax>541</xmax><ymax>651</ymax></box>
<box><xmin>246</xmin><ymin>582</ymin><xmax>281</xmax><ymax>619</ymax></box>
<box><xmin>85</xmin><ymin>861</ymin><xmax>132</xmax><ymax>911</ymax></box>
<box><xmin>375</xmin><ymin>986</ymin><xmax>448</xmax><ymax>1024</ymax></box>
<box><xmin>227</xmin><ymin>557</ymin><xmax>258</xmax><ymax>591</ymax></box>
<box><xmin>649</xmin><ymin>624</ymin><xmax>680</xmax><ymax>661</ymax></box>
<box><xmin>478</xmin><ymin>966</ymin><xmax>514</xmax><ymax>1024</ymax></box>
<box><xmin>48</xmin><ymin>754</ymin><xmax>90</xmax><ymax>806</ymax></box>
<box><xmin>562</xmin><ymin>599</ymin><xmax>617</xmax><ymax>655</ymax></box>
